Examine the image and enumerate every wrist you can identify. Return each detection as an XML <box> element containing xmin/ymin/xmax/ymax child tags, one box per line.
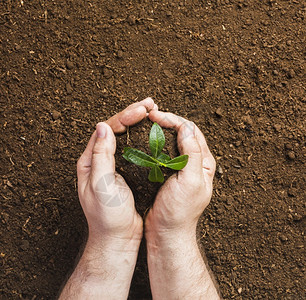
<box><xmin>86</xmin><ymin>212</ymin><xmax>143</xmax><ymax>253</ymax></box>
<box><xmin>145</xmin><ymin>214</ymin><xmax>197</xmax><ymax>245</ymax></box>
<box><xmin>86</xmin><ymin>230</ymin><xmax>142</xmax><ymax>256</ymax></box>
<box><xmin>145</xmin><ymin>225</ymin><xmax>198</xmax><ymax>255</ymax></box>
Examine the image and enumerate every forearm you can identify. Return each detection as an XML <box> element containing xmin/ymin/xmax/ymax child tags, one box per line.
<box><xmin>59</xmin><ymin>236</ymin><xmax>141</xmax><ymax>300</ymax></box>
<box><xmin>146</xmin><ymin>229</ymin><xmax>220</xmax><ymax>300</ymax></box>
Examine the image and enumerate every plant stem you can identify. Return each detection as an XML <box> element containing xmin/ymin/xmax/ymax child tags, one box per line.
<box><xmin>150</xmin><ymin>156</ymin><xmax>166</xmax><ymax>167</ymax></box>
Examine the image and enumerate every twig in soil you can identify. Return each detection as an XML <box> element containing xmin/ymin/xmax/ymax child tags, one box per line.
<box><xmin>44</xmin><ymin>197</ymin><xmax>60</xmax><ymax>202</ymax></box>
<box><xmin>23</xmin><ymin>216</ymin><xmax>31</xmax><ymax>228</ymax></box>
<box><xmin>1</xmin><ymin>194</ymin><xmax>11</xmax><ymax>201</ymax></box>
<box><xmin>9</xmin><ymin>156</ymin><xmax>15</xmax><ymax>165</ymax></box>
<box><xmin>37</xmin><ymin>131</ymin><xmax>42</xmax><ymax>145</ymax></box>
<box><xmin>71</xmin><ymin>117</ymin><xmax>88</xmax><ymax>124</ymax></box>
<box><xmin>126</xmin><ymin>125</ymin><xmax>130</xmax><ymax>145</ymax></box>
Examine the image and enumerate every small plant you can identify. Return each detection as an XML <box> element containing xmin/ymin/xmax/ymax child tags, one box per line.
<box><xmin>123</xmin><ymin>122</ymin><xmax>188</xmax><ymax>183</ymax></box>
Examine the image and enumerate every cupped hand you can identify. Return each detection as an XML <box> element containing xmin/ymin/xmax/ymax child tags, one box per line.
<box><xmin>77</xmin><ymin>98</ymin><xmax>157</xmax><ymax>247</ymax></box>
<box><xmin>145</xmin><ymin>110</ymin><xmax>216</xmax><ymax>238</ymax></box>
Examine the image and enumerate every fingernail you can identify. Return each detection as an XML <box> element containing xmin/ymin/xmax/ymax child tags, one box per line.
<box><xmin>96</xmin><ymin>123</ymin><xmax>107</xmax><ymax>138</ymax></box>
<box><xmin>183</xmin><ymin>122</ymin><xmax>195</xmax><ymax>137</ymax></box>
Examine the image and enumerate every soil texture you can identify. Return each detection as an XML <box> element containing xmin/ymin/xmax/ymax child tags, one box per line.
<box><xmin>0</xmin><ymin>0</ymin><xmax>305</xmax><ymax>299</ymax></box>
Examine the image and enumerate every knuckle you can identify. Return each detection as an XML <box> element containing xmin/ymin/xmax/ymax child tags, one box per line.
<box><xmin>92</xmin><ymin>141</ymin><xmax>107</xmax><ymax>155</ymax></box>
<box><xmin>77</xmin><ymin>157</ymin><xmax>83</xmax><ymax>170</ymax></box>
<box><xmin>185</xmin><ymin>174</ymin><xmax>203</xmax><ymax>190</ymax></box>
<box><xmin>193</xmin><ymin>177</ymin><xmax>203</xmax><ymax>189</ymax></box>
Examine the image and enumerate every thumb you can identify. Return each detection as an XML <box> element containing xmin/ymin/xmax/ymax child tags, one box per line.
<box><xmin>91</xmin><ymin>122</ymin><xmax>116</xmax><ymax>187</ymax></box>
<box><xmin>177</xmin><ymin>121</ymin><xmax>203</xmax><ymax>180</ymax></box>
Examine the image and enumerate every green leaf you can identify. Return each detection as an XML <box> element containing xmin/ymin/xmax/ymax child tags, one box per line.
<box><xmin>156</xmin><ymin>152</ymin><xmax>171</xmax><ymax>164</ymax></box>
<box><xmin>165</xmin><ymin>155</ymin><xmax>189</xmax><ymax>170</ymax></box>
<box><xmin>149</xmin><ymin>122</ymin><xmax>165</xmax><ymax>158</ymax></box>
<box><xmin>148</xmin><ymin>165</ymin><xmax>164</xmax><ymax>183</ymax></box>
<box><xmin>123</xmin><ymin>147</ymin><xmax>157</xmax><ymax>167</ymax></box>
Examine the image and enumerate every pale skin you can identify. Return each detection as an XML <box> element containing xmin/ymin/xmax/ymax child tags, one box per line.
<box><xmin>59</xmin><ymin>98</ymin><xmax>221</xmax><ymax>300</ymax></box>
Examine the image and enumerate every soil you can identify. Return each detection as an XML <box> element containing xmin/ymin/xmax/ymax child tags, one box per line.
<box><xmin>0</xmin><ymin>0</ymin><xmax>305</xmax><ymax>299</ymax></box>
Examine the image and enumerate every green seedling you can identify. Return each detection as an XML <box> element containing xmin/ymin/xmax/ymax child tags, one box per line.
<box><xmin>123</xmin><ymin>123</ymin><xmax>188</xmax><ymax>183</ymax></box>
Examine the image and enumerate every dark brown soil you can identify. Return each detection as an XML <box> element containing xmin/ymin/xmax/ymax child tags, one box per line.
<box><xmin>1</xmin><ymin>0</ymin><xmax>305</xmax><ymax>299</ymax></box>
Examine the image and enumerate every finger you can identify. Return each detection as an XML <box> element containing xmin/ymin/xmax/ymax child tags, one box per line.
<box><xmin>78</xmin><ymin>97</ymin><xmax>157</xmax><ymax>177</ymax></box>
<box><xmin>106</xmin><ymin>97</ymin><xmax>156</xmax><ymax>133</ymax></box>
<box><xmin>176</xmin><ymin>121</ymin><xmax>203</xmax><ymax>179</ymax></box>
<box><xmin>148</xmin><ymin>110</ymin><xmax>186</xmax><ymax>130</ymax></box>
<box><xmin>149</xmin><ymin>110</ymin><xmax>203</xmax><ymax>176</ymax></box>
<box><xmin>196</xmin><ymin>131</ymin><xmax>216</xmax><ymax>177</ymax></box>
<box><xmin>90</xmin><ymin>122</ymin><xmax>116</xmax><ymax>188</ymax></box>
<box><xmin>77</xmin><ymin>131</ymin><xmax>97</xmax><ymax>176</ymax></box>
<box><xmin>149</xmin><ymin>110</ymin><xmax>215</xmax><ymax>176</ymax></box>
<box><xmin>147</xmin><ymin>103</ymin><xmax>158</xmax><ymax>116</ymax></box>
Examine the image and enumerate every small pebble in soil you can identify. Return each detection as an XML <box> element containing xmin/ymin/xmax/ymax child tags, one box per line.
<box><xmin>66</xmin><ymin>83</ymin><xmax>73</xmax><ymax>94</ymax></box>
<box><xmin>117</xmin><ymin>50</ymin><xmax>124</xmax><ymax>58</ymax></box>
<box><xmin>242</xmin><ymin>115</ymin><xmax>253</xmax><ymax>126</ymax></box>
<box><xmin>52</xmin><ymin>110</ymin><xmax>61</xmax><ymax>120</ymax></box>
<box><xmin>163</xmin><ymin>69</ymin><xmax>174</xmax><ymax>78</ymax></box>
<box><xmin>66</xmin><ymin>60</ymin><xmax>74</xmax><ymax>70</ymax></box>
<box><xmin>217</xmin><ymin>165</ymin><xmax>223</xmax><ymax>175</ymax></box>
<box><xmin>287</xmin><ymin>151</ymin><xmax>295</xmax><ymax>160</ymax></box>
<box><xmin>279</xmin><ymin>234</ymin><xmax>288</xmax><ymax>242</ymax></box>
<box><xmin>215</xmin><ymin>107</ymin><xmax>223</xmax><ymax>117</ymax></box>
<box><xmin>103</xmin><ymin>67</ymin><xmax>113</xmax><ymax>78</ymax></box>
<box><xmin>236</xmin><ymin>60</ymin><xmax>244</xmax><ymax>70</ymax></box>
<box><xmin>273</xmin><ymin>124</ymin><xmax>282</xmax><ymax>132</ymax></box>
<box><xmin>127</xmin><ymin>15</ymin><xmax>136</xmax><ymax>25</ymax></box>
<box><xmin>285</xmin><ymin>143</ymin><xmax>293</xmax><ymax>150</ymax></box>
<box><xmin>288</xmin><ymin>69</ymin><xmax>295</xmax><ymax>78</ymax></box>
<box><xmin>20</xmin><ymin>240</ymin><xmax>30</xmax><ymax>251</ymax></box>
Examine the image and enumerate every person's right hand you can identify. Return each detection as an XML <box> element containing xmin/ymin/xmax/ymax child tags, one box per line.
<box><xmin>145</xmin><ymin>110</ymin><xmax>216</xmax><ymax>239</ymax></box>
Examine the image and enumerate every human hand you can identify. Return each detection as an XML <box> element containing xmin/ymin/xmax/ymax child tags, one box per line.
<box><xmin>77</xmin><ymin>98</ymin><xmax>157</xmax><ymax>249</ymax></box>
<box><xmin>59</xmin><ymin>98</ymin><xmax>158</xmax><ymax>300</ymax></box>
<box><xmin>145</xmin><ymin>110</ymin><xmax>216</xmax><ymax>240</ymax></box>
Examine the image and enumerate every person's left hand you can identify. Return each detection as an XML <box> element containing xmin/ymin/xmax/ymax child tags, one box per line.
<box><xmin>77</xmin><ymin>98</ymin><xmax>157</xmax><ymax>250</ymax></box>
